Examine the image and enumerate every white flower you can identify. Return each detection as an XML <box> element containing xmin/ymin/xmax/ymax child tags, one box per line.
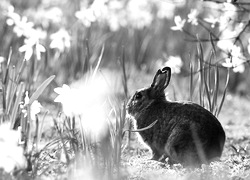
<box><xmin>54</xmin><ymin>84</ymin><xmax>71</xmax><ymax>104</ymax></box>
<box><xmin>44</xmin><ymin>7</ymin><xmax>63</xmax><ymax>23</ymax></box>
<box><xmin>54</xmin><ymin>84</ymin><xmax>78</xmax><ymax>117</ymax></box>
<box><xmin>75</xmin><ymin>8</ymin><xmax>96</xmax><ymax>27</ymax></box>
<box><xmin>0</xmin><ymin>122</ymin><xmax>27</xmax><ymax>173</ymax></box>
<box><xmin>6</xmin><ymin>6</ymin><xmax>20</xmax><ymax>26</ymax></box>
<box><xmin>54</xmin><ymin>77</ymin><xmax>109</xmax><ymax>117</ymax></box>
<box><xmin>187</xmin><ymin>9</ymin><xmax>198</xmax><ymax>26</ymax></box>
<box><xmin>19</xmin><ymin>33</ymin><xmax>46</xmax><ymax>61</ymax></box>
<box><xmin>171</xmin><ymin>16</ymin><xmax>186</xmax><ymax>31</ymax></box>
<box><xmin>222</xmin><ymin>45</ymin><xmax>245</xmax><ymax>73</ymax></box>
<box><xmin>21</xmin><ymin>91</ymin><xmax>43</xmax><ymax>121</ymax></box>
<box><xmin>54</xmin><ymin>75</ymin><xmax>111</xmax><ymax>141</ymax></box>
<box><xmin>126</xmin><ymin>0</ymin><xmax>153</xmax><ymax>29</ymax></box>
<box><xmin>164</xmin><ymin>56</ymin><xmax>183</xmax><ymax>74</ymax></box>
<box><xmin>0</xmin><ymin>56</ymin><xmax>5</xmax><ymax>73</ymax></box>
<box><xmin>30</xmin><ymin>100</ymin><xmax>42</xmax><ymax>120</ymax></box>
<box><xmin>204</xmin><ymin>15</ymin><xmax>218</xmax><ymax>28</ymax></box>
<box><xmin>13</xmin><ymin>16</ymin><xmax>34</xmax><ymax>37</ymax></box>
<box><xmin>247</xmin><ymin>38</ymin><xmax>250</xmax><ymax>55</ymax></box>
<box><xmin>19</xmin><ymin>42</ymin><xmax>33</xmax><ymax>61</ymax></box>
<box><xmin>223</xmin><ymin>2</ymin><xmax>237</xmax><ymax>12</ymax></box>
<box><xmin>217</xmin><ymin>3</ymin><xmax>237</xmax><ymax>31</ymax></box>
<box><xmin>217</xmin><ymin>29</ymin><xmax>237</xmax><ymax>52</ymax></box>
<box><xmin>0</xmin><ymin>56</ymin><xmax>5</xmax><ymax>63</ymax></box>
<box><xmin>50</xmin><ymin>29</ymin><xmax>71</xmax><ymax>52</ymax></box>
<box><xmin>156</xmin><ymin>1</ymin><xmax>175</xmax><ymax>19</ymax></box>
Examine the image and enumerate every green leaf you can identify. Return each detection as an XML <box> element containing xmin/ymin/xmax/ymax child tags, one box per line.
<box><xmin>204</xmin><ymin>72</ymin><xmax>212</xmax><ymax>112</ymax></box>
<box><xmin>92</xmin><ymin>45</ymin><xmax>104</xmax><ymax>80</ymax></box>
<box><xmin>217</xmin><ymin>68</ymin><xmax>230</xmax><ymax>117</ymax></box>
<box><xmin>189</xmin><ymin>63</ymin><xmax>193</xmax><ymax>101</ymax></box>
<box><xmin>10</xmin><ymin>82</ymin><xmax>25</xmax><ymax>129</ymax></box>
<box><xmin>29</xmin><ymin>75</ymin><xmax>55</xmax><ymax>105</ymax></box>
<box><xmin>212</xmin><ymin>66</ymin><xmax>219</xmax><ymax>114</ymax></box>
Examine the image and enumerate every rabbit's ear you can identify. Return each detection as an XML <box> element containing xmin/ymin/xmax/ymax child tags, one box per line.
<box><xmin>151</xmin><ymin>67</ymin><xmax>171</xmax><ymax>92</ymax></box>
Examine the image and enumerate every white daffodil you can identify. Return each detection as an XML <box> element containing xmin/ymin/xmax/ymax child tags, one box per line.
<box><xmin>20</xmin><ymin>91</ymin><xmax>43</xmax><ymax>121</ymax></box>
<box><xmin>171</xmin><ymin>16</ymin><xmax>186</xmax><ymax>31</ymax></box>
<box><xmin>50</xmin><ymin>29</ymin><xmax>71</xmax><ymax>52</ymax></box>
<box><xmin>188</xmin><ymin>9</ymin><xmax>198</xmax><ymax>26</ymax></box>
<box><xmin>222</xmin><ymin>45</ymin><xmax>245</xmax><ymax>73</ymax></box>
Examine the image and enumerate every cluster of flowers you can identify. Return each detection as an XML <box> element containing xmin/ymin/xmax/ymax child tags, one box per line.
<box><xmin>171</xmin><ymin>2</ymin><xmax>249</xmax><ymax>73</ymax></box>
<box><xmin>75</xmin><ymin>0</ymin><xmax>185</xmax><ymax>31</ymax></box>
<box><xmin>5</xmin><ymin>6</ymin><xmax>71</xmax><ymax>60</ymax></box>
<box><xmin>3</xmin><ymin>0</ymin><xmax>187</xmax><ymax>66</ymax></box>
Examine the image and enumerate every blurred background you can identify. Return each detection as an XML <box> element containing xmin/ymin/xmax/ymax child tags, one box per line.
<box><xmin>0</xmin><ymin>0</ymin><xmax>250</xmax><ymax>101</ymax></box>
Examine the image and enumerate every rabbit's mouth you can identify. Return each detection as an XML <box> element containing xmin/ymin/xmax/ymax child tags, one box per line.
<box><xmin>126</xmin><ymin>104</ymin><xmax>141</xmax><ymax>119</ymax></box>
<box><xmin>126</xmin><ymin>102</ymin><xmax>137</xmax><ymax>117</ymax></box>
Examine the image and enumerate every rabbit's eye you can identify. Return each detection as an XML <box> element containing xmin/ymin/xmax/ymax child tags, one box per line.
<box><xmin>135</xmin><ymin>92</ymin><xmax>142</xmax><ymax>100</ymax></box>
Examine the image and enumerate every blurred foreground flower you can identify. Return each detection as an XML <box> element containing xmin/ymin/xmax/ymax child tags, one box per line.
<box><xmin>171</xmin><ymin>16</ymin><xmax>186</xmax><ymax>31</ymax></box>
<box><xmin>54</xmin><ymin>74</ymin><xmax>111</xmax><ymax>140</ymax></box>
<box><xmin>164</xmin><ymin>56</ymin><xmax>183</xmax><ymax>74</ymax></box>
<box><xmin>0</xmin><ymin>122</ymin><xmax>27</xmax><ymax>173</ymax></box>
<box><xmin>222</xmin><ymin>45</ymin><xmax>245</xmax><ymax>73</ymax></box>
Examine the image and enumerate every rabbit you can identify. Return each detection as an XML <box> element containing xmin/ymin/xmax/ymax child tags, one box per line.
<box><xmin>126</xmin><ymin>67</ymin><xmax>226</xmax><ymax>166</ymax></box>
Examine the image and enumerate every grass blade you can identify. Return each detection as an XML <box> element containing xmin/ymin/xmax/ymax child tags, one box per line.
<box><xmin>121</xmin><ymin>46</ymin><xmax>128</xmax><ymax>99</ymax></box>
<box><xmin>10</xmin><ymin>82</ymin><xmax>25</xmax><ymax>129</ymax></box>
<box><xmin>209</xmin><ymin>33</ymin><xmax>217</xmax><ymax>56</ymax></box>
<box><xmin>189</xmin><ymin>63</ymin><xmax>193</xmax><ymax>101</ymax></box>
<box><xmin>92</xmin><ymin>45</ymin><xmax>104</xmax><ymax>80</ymax></box>
<box><xmin>29</xmin><ymin>75</ymin><xmax>55</xmax><ymax>105</ymax></box>
<box><xmin>212</xmin><ymin>66</ymin><xmax>219</xmax><ymax>114</ymax></box>
<box><xmin>123</xmin><ymin>120</ymin><xmax>158</xmax><ymax>135</ymax></box>
<box><xmin>15</xmin><ymin>60</ymin><xmax>26</xmax><ymax>82</ymax></box>
<box><xmin>197</xmin><ymin>39</ymin><xmax>204</xmax><ymax>106</ymax></box>
<box><xmin>204</xmin><ymin>70</ymin><xmax>212</xmax><ymax>111</ymax></box>
<box><xmin>217</xmin><ymin>68</ymin><xmax>230</xmax><ymax>116</ymax></box>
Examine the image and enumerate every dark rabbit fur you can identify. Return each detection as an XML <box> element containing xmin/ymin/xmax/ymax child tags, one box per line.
<box><xmin>126</xmin><ymin>67</ymin><xmax>225</xmax><ymax>166</ymax></box>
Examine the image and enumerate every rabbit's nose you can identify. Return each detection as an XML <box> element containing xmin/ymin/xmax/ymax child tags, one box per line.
<box><xmin>126</xmin><ymin>103</ymin><xmax>133</xmax><ymax>114</ymax></box>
